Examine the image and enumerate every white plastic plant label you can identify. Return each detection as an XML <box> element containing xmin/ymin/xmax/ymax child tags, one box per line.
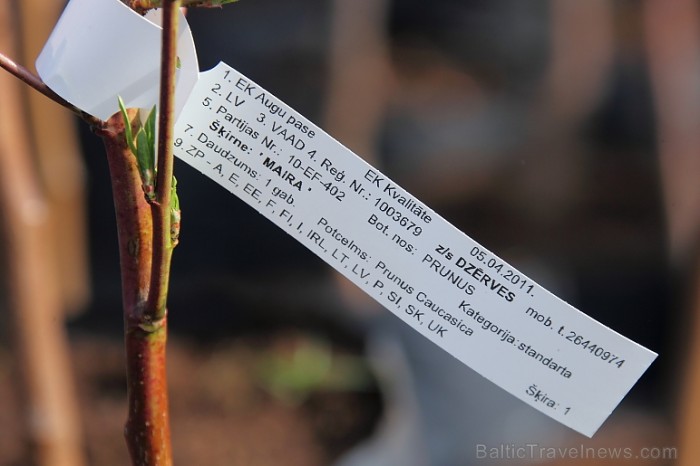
<box><xmin>36</xmin><ymin>0</ymin><xmax>198</xmax><ymax>121</ymax></box>
<box><xmin>171</xmin><ymin>63</ymin><xmax>657</xmax><ymax>437</ymax></box>
<box><xmin>35</xmin><ymin>0</ymin><xmax>657</xmax><ymax>437</ymax></box>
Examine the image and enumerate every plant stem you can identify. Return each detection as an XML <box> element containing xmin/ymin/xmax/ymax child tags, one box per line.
<box><xmin>99</xmin><ymin>112</ymin><xmax>172</xmax><ymax>466</ymax></box>
<box><xmin>0</xmin><ymin>51</ymin><xmax>104</xmax><ymax>128</ymax></box>
<box><xmin>146</xmin><ymin>0</ymin><xmax>180</xmax><ymax>326</ymax></box>
<box><xmin>1</xmin><ymin>2</ymin><xmax>181</xmax><ymax>463</ymax></box>
<box><xmin>108</xmin><ymin>1</ymin><xmax>182</xmax><ymax>463</ymax></box>
<box><xmin>129</xmin><ymin>0</ymin><xmax>237</xmax><ymax>14</ymax></box>
<box><xmin>110</xmin><ymin>3</ymin><xmax>181</xmax><ymax>462</ymax></box>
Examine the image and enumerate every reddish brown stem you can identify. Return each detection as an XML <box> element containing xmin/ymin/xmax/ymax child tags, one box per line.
<box><xmin>0</xmin><ymin>50</ymin><xmax>103</xmax><ymax>129</ymax></box>
<box><xmin>129</xmin><ymin>0</ymin><xmax>233</xmax><ymax>14</ymax></box>
<box><xmin>1</xmin><ymin>2</ymin><xmax>180</xmax><ymax>463</ymax></box>
<box><xmin>147</xmin><ymin>0</ymin><xmax>180</xmax><ymax>323</ymax></box>
<box><xmin>99</xmin><ymin>112</ymin><xmax>172</xmax><ymax>466</ymax></box>
<box><xmin>124</xmin><ymin>323</ymin><xmax>171</xmax><ymax>466</ymax></box>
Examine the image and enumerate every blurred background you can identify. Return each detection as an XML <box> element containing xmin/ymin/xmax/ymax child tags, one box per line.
<box><xmin>1</xmin><ymin>0</ymin><xmax>697</xmax><ymax>464</ymax></box>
